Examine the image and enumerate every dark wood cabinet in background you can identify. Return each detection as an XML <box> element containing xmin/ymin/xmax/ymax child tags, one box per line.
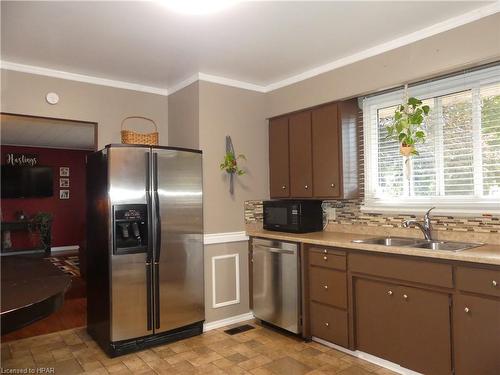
<box><xmin>398</xmin><ymin>286</ymin><xmax>451</xmax><ymax>375</ymax></box>
<box><xmin>355</xmin><ymin>278</ymin><xmax>400</xmax><ymax>363</ymax></box>
<box><xmin>453</xmin><ymin>265</ymin><xmax>500</xmax><ymax>375</ymax></box>
<box><xmin>289</xmin><ymin>111</ymin><xmax>313</xmax><ymax>197</ymax></box>
<box><xmin>355</xmin><ymin>278</ymin><xmax>452</xmax><ymax>375</ymax></box>
<box><xmin>312</xmin><ymin>103</ymin><xmax>341</xmax><ymax>197</ymax></box>
<box><xmin>268</xmin><ymin>99</ymin><xmax>358</xmax><ymax>199</ymax></box>
<box><xmin>269</xmin><ymin>116</ymin><xmax>290</xmax><ymax>197</ymax></box>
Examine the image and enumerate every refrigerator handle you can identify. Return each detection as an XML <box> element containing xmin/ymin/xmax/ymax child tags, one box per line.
<box><xmin>145</xmin><ymin>152</ymin><xmax>153</xmax><ymax>331</ymax></box>
<box><xmin>153</xmin><ymin>152</ymin><xmax>161</xmax><ymax>263</ymax></box>
<box><xmin>146</xmin><ymin>152</ymin><xmax>153</xmax><ymax>264</ymax></box>
<box><xmin>153</xmin><ymin>152</ymin><xmax>161</xmax><ymax>329</ymax></box>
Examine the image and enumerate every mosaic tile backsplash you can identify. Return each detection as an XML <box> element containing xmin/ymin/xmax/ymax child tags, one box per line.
<box><xmin>244</xmin><ymin>199</ymin><xmax>500</xmax><ymax>234</ymax></box>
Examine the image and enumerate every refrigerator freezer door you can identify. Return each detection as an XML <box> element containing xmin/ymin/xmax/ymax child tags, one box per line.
<box><xmin>153</xmin><ymin>149</ymin><xmax>204</xmax><ymax>333</ymax></box>
<box><xmin>108</xmin><ymin>146</ymin><xmax>153</xmax><ymax>341</ymax></box>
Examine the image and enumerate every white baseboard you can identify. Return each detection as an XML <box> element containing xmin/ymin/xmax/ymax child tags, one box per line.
<box><xmin>203</xmin><ymin>312</ymin><xmax>254</xmax><ymax>332</ymax></box>
<box><xmin>312</xmin><ymin>337</ymin><xmax>422</xmax><ymax>375</ymax></box>
<box><xmin>50</xmin><ymin>245</ymin><xmax>79</xmax><ymax>252</ymax></box>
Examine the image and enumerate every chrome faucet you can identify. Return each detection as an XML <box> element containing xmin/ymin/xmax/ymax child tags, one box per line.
<box><xmin>402</xmin><ymin>207</ymin><xmax>435</xmax><ymax>241</ymax></box>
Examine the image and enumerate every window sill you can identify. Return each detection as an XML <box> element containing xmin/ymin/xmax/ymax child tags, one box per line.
<box><xmin>361</xmin><ymin>203</ymin><xmax>500</xmax><ymax>217</ymax></box>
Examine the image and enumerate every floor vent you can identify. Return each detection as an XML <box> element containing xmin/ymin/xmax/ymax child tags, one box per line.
<box><xmin>224</xmin><ymin>324</ymin><xmax>255</xmax><ymax>335</ymax></box>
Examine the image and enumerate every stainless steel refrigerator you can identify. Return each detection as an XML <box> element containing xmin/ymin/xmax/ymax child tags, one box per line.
<box><xmin>86</xmin><ymin>144</ymin><xmax>204</xmax><ymax>357</ymax></box>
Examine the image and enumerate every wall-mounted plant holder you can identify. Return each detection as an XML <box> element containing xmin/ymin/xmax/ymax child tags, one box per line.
<box><xmin>220</xmin><ymin>136</ymin><xmax>246</xmax><ymax>195</ymax></box>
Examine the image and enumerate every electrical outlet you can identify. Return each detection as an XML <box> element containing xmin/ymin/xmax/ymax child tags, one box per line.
<box><xmin>326</xmin><ymin>207</ymin><xmax>336</xmax><ymax>221</ymax></box>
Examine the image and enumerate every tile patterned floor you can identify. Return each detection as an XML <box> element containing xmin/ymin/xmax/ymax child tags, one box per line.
<box><xmin>0</xmin><ymin>321</ymin><xmax>397</xmax><ymax>375</ymax></box>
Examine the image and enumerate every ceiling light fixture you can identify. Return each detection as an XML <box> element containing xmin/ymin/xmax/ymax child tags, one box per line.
<box><xmin>159</xmin><ymin>0</ymin><xmax>238</xmax><ymax>15</ymax></box>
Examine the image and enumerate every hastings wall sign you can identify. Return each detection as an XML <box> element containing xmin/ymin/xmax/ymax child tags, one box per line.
<box><xmin>5</xmin><ymin>153</ymin><xmax>38</xmax><ymax>167</ymax></box>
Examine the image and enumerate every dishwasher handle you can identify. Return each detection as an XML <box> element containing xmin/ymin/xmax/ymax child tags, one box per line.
<box><xmin>253</xmin><ymin>244</ymin><xmax>296</xmax><ymax>254</ymax></box>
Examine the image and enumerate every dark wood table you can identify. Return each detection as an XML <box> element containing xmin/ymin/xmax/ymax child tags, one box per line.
<box><xmin>1</xmin><ymin>255</ymin><xmax>71</xmax><ymax>334</ymax></box>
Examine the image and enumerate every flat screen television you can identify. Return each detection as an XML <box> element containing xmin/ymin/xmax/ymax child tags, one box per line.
<box><xmin>1</xmin><ymin>166</ymin><xmax>53</xmax><ymax>198</ymax></box>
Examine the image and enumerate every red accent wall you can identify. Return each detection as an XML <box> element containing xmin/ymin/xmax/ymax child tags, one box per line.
<box><xmin>1</xmin><ymin>145</ymin><xmax>92</xmax><ymax>248</ymax></box>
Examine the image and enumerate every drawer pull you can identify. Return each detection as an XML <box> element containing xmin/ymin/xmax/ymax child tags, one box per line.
<box><xmin>324</xmin><ymin>322</ymin><xmax>329</xmax><ymax>327</ymax></box>
<box><xmin>331</xmin><ymin>183</ymin><xmax>336</xmax><ymax>188</ymax></box>
<box><xmin>403</xmin><ymin>294</ymin><xmax>408</xmax><ymax>300</ymax></box>
<box><xmin>464</xmin><ymin>307</ymin><xmax>470</xmax><ymax>313</ymax></box>
<box><xmin>387</xmin><ymin>290</ymin><xmax>393</xmax><ymax>296</ymax></box>
<box><xmin>281</xmin><ymin>185</ymin><xmax>286</xmax><ymax>190</ymax></box>
<box><xmin>323</xmin><ymin>249</ymin><xmax>328</xmax><ymax>254</ymax></box>
<box><xmin>305</xmin><ymin>185</ymin><xmax>309</xmax><ymax>190</ymax></box>
<box><xmin>323</xmin><ymin>285</ymin><xmax>328</xmax><ymax>290</ymax></box>
<box><xmin>493</xmin><ymin>280</ymin><xmax>498</xmax><ymax>287</ymax></box>
<box><xmin>323</xmin><ymin>256</ymin><xmax>328</xmax><ymax>261</ymax></box>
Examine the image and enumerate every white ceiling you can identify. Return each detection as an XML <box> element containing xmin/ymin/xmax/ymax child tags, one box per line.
<box><xmin>1</xmin><ymin>114</ymin><xmax>96</xmax><ymax>150</ymax></box>
<box><xmin>1</xmin><ymin>1</ymin><xmax>498</xmax><ymax>94</ymax></box>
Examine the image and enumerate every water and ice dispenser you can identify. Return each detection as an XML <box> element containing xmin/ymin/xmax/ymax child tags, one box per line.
<box><xmin>113</xmin><ymin>204</ymin><xmax>148</xmax><ymax>255</ymax></box>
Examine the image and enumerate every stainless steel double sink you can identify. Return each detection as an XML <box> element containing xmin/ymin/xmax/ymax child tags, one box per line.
<box><xmin>352</xmin><ymin>237</ymin><xmax>482</xmax><ymax>252</ymax></box>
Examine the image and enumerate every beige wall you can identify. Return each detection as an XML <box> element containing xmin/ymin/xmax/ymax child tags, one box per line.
<box><xmin>1</xmin><ymin>70</ymin><xmax>168</xmax><ymax>148</ymax></box>
<box><xmin>266</xmin><ymin>13</ymin><xmax>500</xmax><ymax>117</ymax></box>
<box><xmin>168</xmin><ymin>82</ymin><xmax>199</xmax><ymax>149</ymax></box>
<box><xmin>199</xmin><ymin>81</ymin><xmax>269</xmax><ymax>234</ymax></box>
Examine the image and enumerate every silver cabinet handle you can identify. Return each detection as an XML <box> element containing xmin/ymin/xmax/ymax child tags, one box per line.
<box><xmin>305</xmin><ymin>185</ymin><xmax>309</xmax><ymax>189</ymax></box>
<box><xmin>331</xmin><ymin>183</ymin><xmax>336</xmax><ymax>188</ymax></box>
<box><xmin>323</xmin><ymin>256</ymin><xmax>328</xmax><ymax>261</ymax></box>
<box><xmin>493</xmin><ymin>280</ymin><xmax>497</xmax><ymax>287</ymax></box>
<box><xmin>281</xmin><ymin>185</ymin><xmax>286</xmax><ymax>190</ymax></box>
<box><xmin>403</xmin><ymin>294</ymin><xmax>408</xmax><ymax>300</ymax></box>
<box><xmin>464</xmin><ymin>307</ymin><xmax>470</xmax><ymax>313</ymax></box>
<box><xmin>323</xmin><ymin>249</ymin><xmax>328</xmax><ymax>254</ymax></box>
<box><xmin>387</xmin><ymin>290</ymin><xmax>393</xmax><ymax>296</ymax></box>
<box><xmin>324</xmin><ymin>322</ymin><xmax>329</xmax><ymax>327</ymax></box>
<box><xmin>323</xmin><ymin>285</ymin><xmax>328</xmax><ymax>290</ymax></box>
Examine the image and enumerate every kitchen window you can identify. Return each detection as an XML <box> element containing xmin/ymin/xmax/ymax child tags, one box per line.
<box><xmin>362</xmin><ymin>64</ymin><xmax>500</xmax><ymax>215</ymax></box>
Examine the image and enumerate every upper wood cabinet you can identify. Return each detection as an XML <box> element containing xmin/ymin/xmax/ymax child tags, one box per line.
<box><xmin>269</xmin><ymin>117</ymin><xmax>290</xmax><ymax>198</ymax></box>
<box><xmin>289</xmin><ymin>111</ymin><xmax>313</xmax><ymax>197</ymax></box>
<box><xmin>312</xmin><ymin>103</ymin><xmax>340</xmax><ymax>197</ymax></box>
<box><xmin>268</xmin><ymin>99</ymin><xmax>358</xmax><ymax>199</ymax></box>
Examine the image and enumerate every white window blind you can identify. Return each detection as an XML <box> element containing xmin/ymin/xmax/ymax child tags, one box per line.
<box><xmin>363</xmin><ymin>64</ymin><xmax>500</xmax><ymax>215</ymax></box>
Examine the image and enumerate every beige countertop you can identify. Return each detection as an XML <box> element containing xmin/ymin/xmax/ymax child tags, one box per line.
<box><xmin>246</xmin><ymin>228</ymin><xmax>500</xmax><ymax>266</ymax></box>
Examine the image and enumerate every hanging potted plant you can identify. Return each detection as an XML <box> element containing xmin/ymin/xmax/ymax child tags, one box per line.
<box><xmin>385</xmin><ymin>96</ymin><xmax>430</xmax><ymax>156</ymax></box>
<box><xmin>220</xmin><ymin>136</ymin><xmax>246</xmax><ymax>194</ymax></box>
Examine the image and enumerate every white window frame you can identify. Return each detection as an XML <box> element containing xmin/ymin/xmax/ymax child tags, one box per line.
<box><xmin>362</xmin><ymin>65</ymin><xmax>500</xmax><ymax>216</ymax></box>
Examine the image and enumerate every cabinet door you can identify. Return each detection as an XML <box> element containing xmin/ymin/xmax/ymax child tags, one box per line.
<box><xmin>289</xmin><ymin>111</ymin><xmax>313</xmax><ymax>197</ymax></box>
<box><xmin>310</xmin><ymin>302</ymin><xmax>348</xmax><ymax>348</ymax></box>
<box><xmin>269</xmin><ymin>117</ymin><xmax>290</xmax><ymax>198</ymax></box>
<box><xmin>312</xmin><ymin>104</ymin><xmax>341</xmax><ymax>197</ymax></box>
<box><xmin>454</xmin><ymin>294</ymin><xmax>500</xmax><ymax>375</ymax></box>
<box><xmin>398</xmin><ymin>287</ymin><xmax>452</xmax><ymax>375</ymax></box>
<box><xmin>354</xmin><ymin>278</ymin><xmax>400</xmax><ymax>364</ymax></box>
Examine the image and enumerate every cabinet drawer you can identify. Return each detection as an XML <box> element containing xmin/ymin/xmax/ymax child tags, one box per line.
<box><xmin>349</xmin><ymin>253</ymin><xmax>453</xmax><ymax>288</ymax></box>
<box><xmin>309</xmin><ymin>248</ymin><xmax>346</xmax><ymax>270</ymax></box>
<box><xmin>310</xmin><ymin>302</ymin><xmax>348</xmax><ymax>348</ymax></box>
<box><xmin>456</xmin><ymin>266</ymin><xmax>500</xmax><ymax>298</ymax></box>
<box><xmin>309</xmin><ymin>267</ymin><xmax>347</xmax><ymax>308</ymax></box>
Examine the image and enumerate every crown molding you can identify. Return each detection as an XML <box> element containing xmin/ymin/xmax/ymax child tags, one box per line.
<box><xmin>166</xmin><ymin>73</ymin><xmax>200</xmax><ymax>95</ymax></box>
<box><xmin>2</xmin><ymin>3</ymin><xmax>498</xmax><ymax>97</ymax></box>
<box><xmin>264</xmin><ymin>2</ymin><xmax>500</xmax><ymax>92</ymax></box>
<box><xmin>0</xmin><ymin>61</ymin><xmax>169</xmax><ymax>96</ymax></box>
<box><xmin>197</xmin><ymin>73</ymin><xmax>266</xmax><ymax>93</ymax></box>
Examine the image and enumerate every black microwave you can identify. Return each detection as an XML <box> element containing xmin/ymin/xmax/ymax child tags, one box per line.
<box><xmin>263</xmin><ymin>200</ymin><xmax>323</xmax><ymax>233</ymax></box>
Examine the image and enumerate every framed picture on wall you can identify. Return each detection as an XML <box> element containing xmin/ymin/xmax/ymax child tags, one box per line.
<box><xmin>59</xmin><ymin>178</ymin><xmax>70</xmax><ymax>188</ymax></box>
<box><xmin>59</xmin><ymin>167</ymin><xmax>70</xmax><ymax>177</ymax></box>
<box><xmin>59</xmin><ymin>190</ymin><xmax>70</xmax><ymax>200</ymax></box>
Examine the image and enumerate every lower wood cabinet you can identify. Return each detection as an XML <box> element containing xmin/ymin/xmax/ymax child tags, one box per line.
<box><xmin>354</xmin><ymin>278</ymin><xmax>452</xmax><ymax>375</ymax></box>
<box><xmin>310</xmin><ymin>302</ymin><xmax>348</xmax><ymax>347</ymax></box>
<box><xmin>354</xmin><ymin>278</ymin><xmax>400</xmax><ymax>363</ymax></box>
<box><xmin>453</xmin><ymin>294</ymin><xmax>500</xmax><ymax>375</ymax></box>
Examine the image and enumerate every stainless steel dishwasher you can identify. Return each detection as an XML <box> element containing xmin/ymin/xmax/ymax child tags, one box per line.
<box><xmin>252</xmin><ymin>238</ymin><xmax>301</xmax><ymax>334</ymax></box>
